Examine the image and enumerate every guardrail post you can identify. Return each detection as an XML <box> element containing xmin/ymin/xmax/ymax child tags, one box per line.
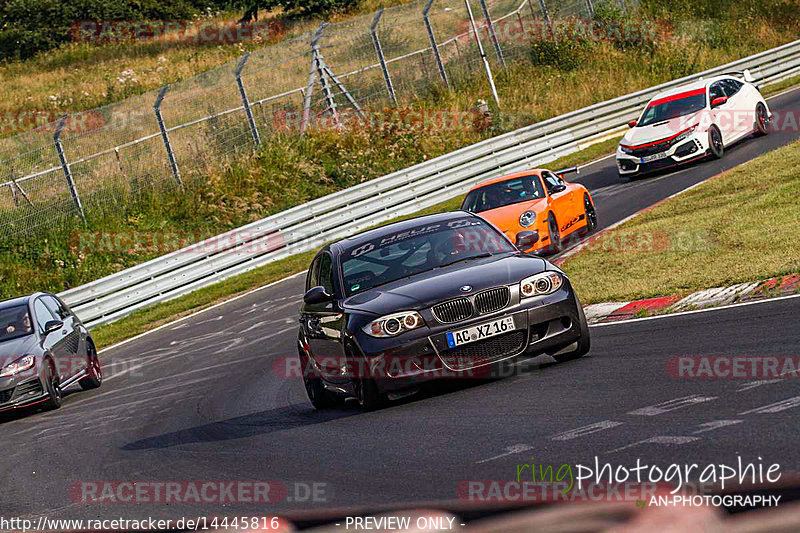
<box><xmin>422</xmin><ymin>0</ymin><xmax>449</xmax><ymax>89</ymax></box>
<box><xmin>153</xmin><ymin>85</ymin><xmax>183</xmax><ymax>189</ymax></box>
<box><xmin>235</xmin><ymin>52</ymin><xmax>262</xmax><ymax>147</ymax></box>
<box><xmin>478</xmin><ymin>0</ymin><xmax>506</xmax><ymax>69</ymax></box>
<box><xmin>464</xmin><ymin>0</ymin><xmax>500</xmax><ymax>106</ymax></box>
<box><xmin>371</xmin><ymin>10</ymin><xmax>397</xmax><ymax>106</ymax></box>
<box><xmin>53</xmin><ymin>115</ymin><xmax>87</xmax><ymax>225</ymax></box>
<box><xmin>585</xmin><ymin>0</ymin><xmax>595</xmax><ymax>18</ymax></box>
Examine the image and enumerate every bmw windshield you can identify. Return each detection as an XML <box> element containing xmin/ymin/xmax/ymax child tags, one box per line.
<box><xmin>340</xmin><ymin>217</ymin><xmax>515</xmax><ymax>297</ymax></box>
<box><xmin>638</xmin><ymin>90</ymin><xmax>707</xmax><ymax>126</ymax></box>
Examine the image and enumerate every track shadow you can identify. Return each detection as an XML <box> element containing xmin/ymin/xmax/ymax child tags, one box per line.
<box><xmin>121</xmin><ymin>404</ymin><xmax>361</xmax><ymax>450</ymax></box>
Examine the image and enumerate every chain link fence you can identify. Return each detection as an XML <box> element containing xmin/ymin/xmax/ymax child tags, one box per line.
<box><xmin>0</xmin><ymin>0</ymin><xmax>632</xmax><ymax>242</ymax></box>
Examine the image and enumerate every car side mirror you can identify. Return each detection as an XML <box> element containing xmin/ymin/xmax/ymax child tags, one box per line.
<box><xmin>627</xmin><ymin>119</ymin><xmax>637</xmax><ymax>128</ymax></box>
<box><xmin>516</xmin><ymin>231</ymin><xmax>539</xmax><ymax>250</ymax></box>
<box><xmin>304</xmin><ymin>286</ymin><xmax>333</xmax><ymax>305</ymax></box>
<box><xmin>552</xmin><ymin>183</ymin><xmax>567</xmax><ymax>193</ymax></box>
<box><xmin>44</xmin><ymin>320</ymin><xmax>63</xmax><ymax>335</ymax></box>
<box><xmin>711</xmin><ymin>96</ymin><xmax>728</xmax><ymax>108</ymax></box>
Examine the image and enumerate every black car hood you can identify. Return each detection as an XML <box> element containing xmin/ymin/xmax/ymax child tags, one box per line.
<box><xmin>0</xmin><ymin>334</ymin><xmax>39</xmax><ymax>363</ymax></box>
<box><xmin>343</xmin><ymin>253</ymin><xmax>547</xmax><ymax>315</ymax></box>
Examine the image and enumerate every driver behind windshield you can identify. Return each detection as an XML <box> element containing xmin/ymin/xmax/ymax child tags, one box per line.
<box><xmin>0</xmin><ymin>306</ymin><xmax>33</xmax><ymax>339</ymax></box>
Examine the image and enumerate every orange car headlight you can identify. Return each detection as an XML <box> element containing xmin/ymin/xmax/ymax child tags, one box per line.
<box><xmin>519</xmin><ymin>211</ymin><xmax>536</xmax><ymax>228</ymax></box>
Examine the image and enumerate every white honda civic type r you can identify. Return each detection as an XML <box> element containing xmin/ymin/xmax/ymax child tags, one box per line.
<box><xmin>616</xmin><ymin>71</ymin><xmax>771</xmax><ymax>178</ymax></box>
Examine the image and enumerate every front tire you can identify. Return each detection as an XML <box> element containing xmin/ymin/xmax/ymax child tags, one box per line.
<box><xmin>547</xmin><ymin>213</ymin><xmax>562</xmax><ymax>253</ymax></box>
<box><xmin>755</xmin><ymin>102</ymin><xmax>769</xmax><ymax>136</ymax></box>
<box><xmin>552</xmin><ymin>293</ymin><xmax>591</xmax><ymax>363</ymax></box>
<box><xmin>79</xmin><ymin>341</ymin><xmax>102</xmax><ymax>390</ymax></box>
<box><xmin>584</xmin><ymin>194</ymin><xmax>597</xmax><ymax>232</ymax></box>
<box><xmin>354</xmin><ymin>377</ymin><xmax>386</xmax><ymax>411</ymax></box>
<box><xmin>43</xmin><ymin>360</ymin><xmax>62</xmax><ymax>410</ymax></box>
<box><xmin>708</xmin><ymin>125</ymin><xmax>724</xmax><ymax>159</ymax></box>
<box><xmin>304</xmin><ymin>376</ymin><xmax>337</xmax><ymax>410</ymax></box>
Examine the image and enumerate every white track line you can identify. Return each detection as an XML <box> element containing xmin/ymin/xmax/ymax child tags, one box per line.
<box><xmin>98</xmin><ymin>271</ymin><xmax>304</xmax><ymax>356</ymax></box>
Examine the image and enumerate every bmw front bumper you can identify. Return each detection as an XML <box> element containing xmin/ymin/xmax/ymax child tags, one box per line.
<box><xmin>352</xmin><ymin>284</ymin><xmax>586</xmax><ymax>394</ymax></box>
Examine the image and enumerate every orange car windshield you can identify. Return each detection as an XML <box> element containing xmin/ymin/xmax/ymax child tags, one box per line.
<box><xmin>462</xmin><ymin>177</ymin><xmax>545</xmax><ymax>213</ymax></box>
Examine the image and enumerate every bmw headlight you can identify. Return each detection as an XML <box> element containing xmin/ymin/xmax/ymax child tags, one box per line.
<box><xmin>363</xmin><ymin>311</ymin><xmax>425</xmax><ymax>338</ymax></box>
<box><xmin>519</xmin><ymin>211</ymin><xmax>536</xmax><ymax>228</ymax></box>
<box><xmin>520</xmin><ymin>272</ymin><xmax>563</xmax><ymax>298</ymax></box>
<box><xmin>0</xmin><ymin>354</ymin><xmax>35</xmax><ymax>378</ymax></box>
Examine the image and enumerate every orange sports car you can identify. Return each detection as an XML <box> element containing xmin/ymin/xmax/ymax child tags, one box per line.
<box><xmin>460</xmin><ymin>167</ymin><xmax>597</xmax><ymax>254</ymax></box>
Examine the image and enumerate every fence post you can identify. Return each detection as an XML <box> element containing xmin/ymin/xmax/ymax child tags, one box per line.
<box><xmin>422</xmin><ymin>0</ymin><xmax>449</xmax><ymax>89</ymax></box>
<box><xmin>371</xmin><ymin>9</ymin><xmax>397</xmax><ymax>106</ymax></box>
<box><xmin>311</xmin><ymin>34</ymin><xmax>340</xmax><ymax>129</ymax></box>
<box><xmin>464</xmin><ymin>0</ymin><xmax>499</xmax><ymax>106</ymax></box>
<box><xmin>618</xmin><ymin>0</ymin><xmax>627</xmax><ymax>14</ymax></box>
<box><xmin>153</xmin><ymin>85</ymin><xmax>183</xmax><ymax>189</ymax></box>
<box><xmin>235</xmin><ymin>52</ymin><xmax>261</xmax><ymax>147</ymax></box>
<box><xmin>586</xmin><ymin>0</ymin><xmax>595</xmax><ymax>18</ymax></box>
<box><xmin>53</xmin><ymin>115</ymin><xmax>87</xmax><ymax>224</ymax></box>
<box><xmin>301</xmin><ymin>24</ymin><xmax>325</xmax><ymax>134</ymax></box>
<box><xmin>478</xmin><ymin>0</ymin><xmax>506</xmax><ymax>69</ymax></box>
<box><xmin>537</xmin><ymin>0</ymin><xmax>553</xmax><ymax>37</ymax></box>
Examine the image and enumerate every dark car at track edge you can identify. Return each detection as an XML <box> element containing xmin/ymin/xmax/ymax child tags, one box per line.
<box><xmin>297</xmin><ymin>211</ymin><xmax>590</xmax><ymax>410</ymax></box>
<box><xmin>0</xmin><ymin>293</ymin><xmax>102</xmax><ymax>415</ymax></box>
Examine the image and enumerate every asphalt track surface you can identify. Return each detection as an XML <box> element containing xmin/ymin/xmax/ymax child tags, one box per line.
<box><xmin>2</xmin><ymin>86</ymin><xmax>800</xmax><ymax>524</ymax></box>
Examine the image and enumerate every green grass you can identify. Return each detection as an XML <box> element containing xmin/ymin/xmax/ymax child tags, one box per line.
<box><xmin>561</xmin><ymin>138</ymin><xmax>800</xmax><ymax>304</ymax></box>
<box><xmin>90</xmin><ymin>135</ymin><xmax>620</xmax><ymax>348</ymax></box>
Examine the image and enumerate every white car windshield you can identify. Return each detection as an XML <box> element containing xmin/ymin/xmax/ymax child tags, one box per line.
<box><xmin>638</xmin><ymin>90</ymin><xmax>707</xmax><ymax>127</ymax></box>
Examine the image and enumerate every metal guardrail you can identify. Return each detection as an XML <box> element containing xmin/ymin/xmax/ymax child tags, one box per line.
<box><xmin>59</xmin><ymin>39</ymin><xmax>800</xmax><ymax>328</ymax></box>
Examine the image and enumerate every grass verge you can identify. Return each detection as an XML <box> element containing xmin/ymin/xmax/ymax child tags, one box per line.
<box><xmin>561</xmin><ymin>138</ymin><xmax>800</xmax><ymax>304</ymax></box>
<box><xmin>90</xmin><ymin>135</ymin><xmax>621</xmax><ymax>348</ymax></box>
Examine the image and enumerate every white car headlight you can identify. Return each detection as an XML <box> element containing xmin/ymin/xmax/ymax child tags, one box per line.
<box><xmin>619</xmin><ymin>144</ymin><xmax>635</xmax><ymax>155</ymax></box>
<box><xmin>519</xmin><ymin>211</ymin><xmax>536</xmax><ymax>227</ymax></box>
<box><xmin>674</xmin><ymin>125</ymin><xmax>698</xmax><ymax>143</ymax></box>
<box><xmin>0</xmin><ymin>354</ymin><xmax>35</xmax><ymax>378</ymax></box>
<box><xmin>520</xmin><ymin>272</ymin><xmax>563</xmax><ymax>298</ymax></box>
<box><xmin>363</xmin><ymin>311</ymin><xmax>425</xmax><ymax>338</ymax></box>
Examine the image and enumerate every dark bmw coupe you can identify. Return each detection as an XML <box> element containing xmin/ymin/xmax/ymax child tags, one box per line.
<box><xmin>297</xmin><ymin>211</ymin><xmax>590</xmax><ymax>410</ymax></box>
<box><xmin>0</xmin><ymin>293</ymin><xmax>101</xmax><ymax>415</ymax></box>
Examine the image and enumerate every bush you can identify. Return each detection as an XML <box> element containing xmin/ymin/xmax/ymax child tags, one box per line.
<box><xmin>0</xmin><ymin>0</ymin><xmax>239</xmax><ymax>61</ymax></box>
